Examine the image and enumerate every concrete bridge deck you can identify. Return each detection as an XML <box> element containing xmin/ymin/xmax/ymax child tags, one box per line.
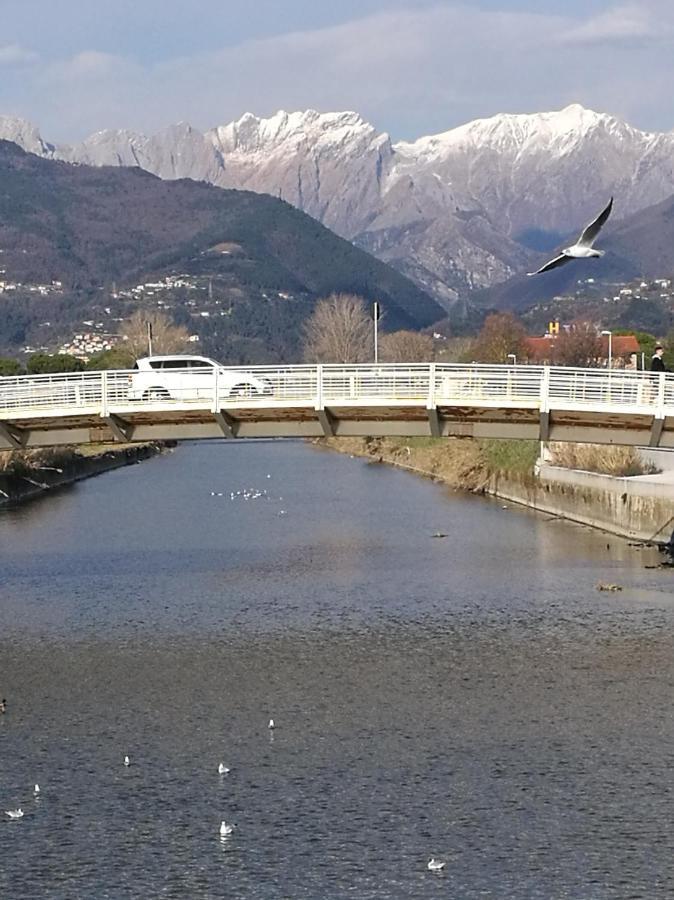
<box><xmin>0</xmin><ymin>363</ymin><xmax>672</xmax><ymax>450</ymax></box>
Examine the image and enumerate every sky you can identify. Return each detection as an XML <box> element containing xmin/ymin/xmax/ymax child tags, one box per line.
<box><xmin>1</xmin><ymin>0</ymin><xmax>674</xmax><ymax>142</ymax></box>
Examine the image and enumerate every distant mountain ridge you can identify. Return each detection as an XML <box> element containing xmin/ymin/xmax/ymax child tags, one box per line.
<box><xmin>4</xmin><ymin>104</ymin><xmax>674</xmax><ymax>312</ymax></box>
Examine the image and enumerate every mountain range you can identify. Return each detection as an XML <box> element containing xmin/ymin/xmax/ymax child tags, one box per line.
<box><xmin>4</xmin><ymin>104</ymin><xmax>674</xmax><ymax>313</ymax></box>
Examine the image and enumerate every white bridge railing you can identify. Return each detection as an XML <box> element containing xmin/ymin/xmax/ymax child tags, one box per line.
<box><xmin>0</xmin><ymin>363</ymin><xmax>671</xmax><ymax>416</ymax></box>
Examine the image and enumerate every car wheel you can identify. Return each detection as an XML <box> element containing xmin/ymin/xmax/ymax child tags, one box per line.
<box><xmin>143</xmin><ymin>387</ymin><xmax>172</xmax><ymax>401</ymax></box>
<box><xmin>229</xmin><ymin>383</ymin><xmax>254</xmax><ymax>399</ymax></box>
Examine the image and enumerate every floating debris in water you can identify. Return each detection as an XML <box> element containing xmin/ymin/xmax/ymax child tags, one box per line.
<box><xmin>596</xmin><ymin>583</ymin><xmax>623</xmax><ymax>592</ymax></box>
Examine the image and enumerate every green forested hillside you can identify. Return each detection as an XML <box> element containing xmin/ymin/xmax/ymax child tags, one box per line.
<box><xmin>0</xmin><ymin>141</ymin><xmax>443</xmax><ymax>360</ymax></box>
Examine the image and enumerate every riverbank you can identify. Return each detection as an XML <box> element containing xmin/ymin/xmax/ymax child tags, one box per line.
<box><xmin>320</xmin><ymin>436</ymin><xmax>537</xmax><ymax>492</ymax></box>
<box><xmin>0</xmin><ymin>443</ymin><xmax>167</xmax><ymax>507</ymax></box>
<box><xmin>320</xmin><ymin>437</ymin><xmax>674</xmax><ymax>549</ymax></box>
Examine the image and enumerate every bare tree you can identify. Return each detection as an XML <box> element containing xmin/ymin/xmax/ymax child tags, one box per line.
<box><xmin>121</xmin><ymin>311</ymin><xmax>190</xmax><ymax>359</ymax></box>
<box><xmin>551</xmin><ymin>321</ymin><xmax>602</xmax><ymax>367</ymax></box>
<box><xmin>379</xmin><ymin>330</ymin><xmax>435</xmax><ymax>362</ymax></box>
<box><xmin>302</xmin><ymin>294</ymin><xmax>372</xmax><ymax>363</ymax></box>
<box><xmin>470</xmin><ymin>313</ymin><xmax>527</xmax><ymax>363</ymax></box>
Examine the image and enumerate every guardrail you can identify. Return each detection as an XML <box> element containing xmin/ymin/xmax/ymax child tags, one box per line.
<box><xmin>0</xmin><ymin>363</ymin><xmax>671</xmax><ymax>415</ymax></box>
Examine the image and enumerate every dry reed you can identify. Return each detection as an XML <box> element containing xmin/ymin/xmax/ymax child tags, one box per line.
<box><xmin>549</xmin><ymin>443</ymin><xmax>658</xmax><ymax>477</ymax></box>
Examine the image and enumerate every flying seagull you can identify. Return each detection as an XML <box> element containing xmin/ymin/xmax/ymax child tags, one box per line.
<box><xmin>217</xmin><ymin>763</ymin><xmax>230</xmax><ymax>775</ymax></box>
<box><xmin>527</xmin><ymin>197</ymin><xmax>613</xmax><ymax>276</ymax></box>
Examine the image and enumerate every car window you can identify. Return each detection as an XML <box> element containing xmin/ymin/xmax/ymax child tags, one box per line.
<box><xmin>148</xmin><ymin>360</ymin><xmax>162</xmax><ymax>369</ymax></box>
<box><xmin>188</xmin><ymin>360</ymin><xmax>214</xmax><ymax>368</ymax></box>
<box><xmin>162</xmin><ymin>360</ymin><xmax>189</xmax><ymax>369</ymax></box>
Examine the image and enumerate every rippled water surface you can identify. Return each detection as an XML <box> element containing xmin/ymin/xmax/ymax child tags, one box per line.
<box><xmin>1</xmin><ymin>440</ymin><xmax>673</xmax><ymax>899</ymax></box>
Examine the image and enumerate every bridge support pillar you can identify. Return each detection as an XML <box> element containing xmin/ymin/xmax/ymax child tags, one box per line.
<box><xmin>539</xmin><ymin>411</ymin><xmax>550</xmax><ymax>442</ymax></box>
<box><xmin>650</xmin><ymin>417</ymin><xmax>665</xmax><ymax>448</ymax></box>
<box><xmin>315</xmin><ymin>406</ymin><xmax>335</xmax><ymax>437</ymax></box>
<box><xmin>102</xmin><ymin>414</ymin><xmax>134</xmax><ymax>443</ymax></box>
<box><xmin>214</xmin><ymin>410</ymin><xmax>238</xmax><ymax>438</ymax></box>
<box><xmin>427</xmin><ymin>405</ymin><xmax>441</xmax><ymax>438</ymax></box>
<box><xmin>0</xmin><ymin>421</ymin><xmax>26</xmax><ymax>449</ymax></box>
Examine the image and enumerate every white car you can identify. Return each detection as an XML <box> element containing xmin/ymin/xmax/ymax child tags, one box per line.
<box><xmin>127</xmin><ymin>355</ymin><xmax>272</xmax><ymax>402</ymax></box>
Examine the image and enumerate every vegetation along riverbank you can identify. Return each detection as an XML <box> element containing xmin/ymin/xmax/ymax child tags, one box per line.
<box><xmin>0</xmin><ymin>443</ymin><xmax>167</xmax><ymax>507</ymax></box>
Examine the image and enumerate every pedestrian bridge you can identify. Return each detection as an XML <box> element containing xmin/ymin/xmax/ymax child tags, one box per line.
<box><xmin>0</xmin><ymin>363</ymin><xmax>672</xmax><ymax>450</ymax></box>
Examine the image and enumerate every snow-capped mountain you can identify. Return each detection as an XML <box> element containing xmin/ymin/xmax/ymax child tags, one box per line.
<box><xmin>4</xmin><ymin>104</ymin><xmax>674</xmax><ymax>311</ymax></box>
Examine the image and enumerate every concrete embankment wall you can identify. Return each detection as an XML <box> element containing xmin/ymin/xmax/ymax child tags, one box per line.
<box><xmin>0</xmin><ymin>444</ymin><xmax>164</xmax><ymax>507</ymax></box>
<box><xmin>489</xmin><ymin>466</ymin><xmax>674</xmax><ymax>544</ymax></box>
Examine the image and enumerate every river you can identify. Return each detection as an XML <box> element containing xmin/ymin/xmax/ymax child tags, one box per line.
<box><xmin>1</xmin><ymin>440</ymin><xmax>673</xmax><ymax>899</ymax></box>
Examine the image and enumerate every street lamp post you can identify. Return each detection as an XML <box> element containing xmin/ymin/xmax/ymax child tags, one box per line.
<box><xmin>601</xmin><ymin>330</ymin><xmax>612</xmax><ymax>369</ymax></box>
<box><xmin>373</xmin><ymin>301</ymin><xmax>380</xmax><ymax>364</ymax></box>
<box><xmin>507</xmin><ymin>353</ymin><xmax>517</xmax><ymax>365</ymax></box>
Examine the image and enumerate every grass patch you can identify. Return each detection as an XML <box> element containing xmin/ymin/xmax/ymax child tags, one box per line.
<box><xmin>480</xmin><ymin>439</ymin><xmax>540</xmax><ymax>475</ymax></box>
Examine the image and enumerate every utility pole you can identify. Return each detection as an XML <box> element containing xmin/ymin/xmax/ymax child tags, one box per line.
<box><xmin>373</xmin><ymin>301</ymin><xmax>380</xmax><ymax>364</ymax></box>
<box><xmin>147</xmin><ymin>321</ymin><xmax>153</xmax><ymax>357</ymax></box>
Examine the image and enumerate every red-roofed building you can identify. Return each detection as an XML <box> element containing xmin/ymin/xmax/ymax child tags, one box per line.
<box><xmin>523</xmin><ymin>328</ymin><xmax>640</xmax><ymax>368</ymax></box>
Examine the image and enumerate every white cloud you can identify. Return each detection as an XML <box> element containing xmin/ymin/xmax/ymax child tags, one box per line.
<box><xmin>9</xmin><ymin>2</ymin><xmax>674</xmax><ymax>141</ymax></box>
<box><xmin>0</xmin><ymin>43</ymin><xmax>38</xmax><ymax>66</ymax></box>
<box><xmin>560</xmin><ymin>3</ymin><xmax>669</xmax><ymax>44</ymax></box>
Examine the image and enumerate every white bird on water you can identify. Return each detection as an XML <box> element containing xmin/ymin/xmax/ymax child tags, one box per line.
<box><xmin>124</xmin><ymin>755</ymin><xmax>131</xmax><ymax>767</ymax></box>
<box><xmin>427</xmin><ymin>858</ymin><xmax>446</xmax><ymax>871</ymax></box>
<box><xmin>527</xmin><ymin>197</ymin><xmax>613</xmax><ymax>276</ymax></box>
<box><xmin>219</xmin><ymin>820</ymin><xmax>235</xmax><ymax>836</ymax></box>
<box><xmin>218</xmin><ymin>763</ymin><xmax>230</xmax><ymax>775</ymax></box>
<box><xmin>5</xmin><ymin>809</ymin><xmax>24</xmax><ymax>819</ymax></box>
<box><xmin>34</xmin><ymin>784</ymin><xmax>40</xmax><ymax>795</ymax></box>
<box><xmin>268</xmin><ymin>718</ymin><xmax>275</xmax><ymax>730</ymax></box>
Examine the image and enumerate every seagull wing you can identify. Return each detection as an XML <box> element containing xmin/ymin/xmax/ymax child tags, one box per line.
<box><xmin>527</xmin><ymin>253</ymin><xmax>573</xmax><ymax>276</ymax></box>
<box><xmin>577</xmin><ymin>196</ymin><xmax>613</xmax><ymax>248</ymax></box>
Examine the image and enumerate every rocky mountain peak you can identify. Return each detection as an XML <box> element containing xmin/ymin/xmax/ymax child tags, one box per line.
<box><xmin>207</xmin><ymin>108</ymin><xmax>383</xmax><ymax>157</ymax></box>
<box><xmin>394</xmin><ymin>104</ymin><xmax>645</xmax><ymax>162</ymax></box>
<box><xmin>0</xmin><ymin>115</ymin><xmax>54</xmax><ymax>157</ymax></box>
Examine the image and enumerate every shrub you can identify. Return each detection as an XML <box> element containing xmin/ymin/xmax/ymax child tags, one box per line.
<box><xmin>26</xmin><ymin>353</ymin><xmax>85</xmax><ymax>374</ymax></box>
<box><xmin>0</xmin><ymin>357</ymin><xmax>23</xmax><ymax>376</ymax></box>
<box><xmin>549</xmin><ymin>443</ymin><xmax>658</xmax><ymax>477</ymax></box>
